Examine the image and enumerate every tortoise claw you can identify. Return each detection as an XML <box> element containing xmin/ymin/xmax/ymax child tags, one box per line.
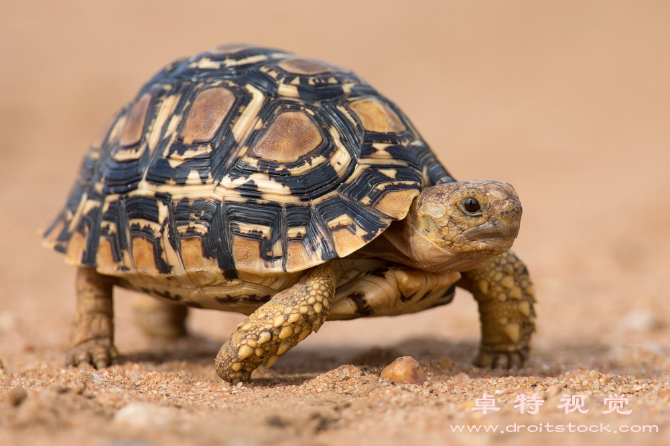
<box><xmin>473</xmin><ymin>352</ymin><xmax>494</xmax><ymax>369</ymax></box>
<box><xmin>492</xmin><ymin>353</ymin><xmax>509</xmax><ymax>369</ymax></box>
<box><xmin>67</xmin><ymin>339</ymin><xmax>118</xmax><ymax>369</ymax></box>
<box><xmin>474</xmin><ymin>348</ymin><xmax>528</xmax><ymax>371</ymax></box>
<box><xmin>508</xmin><ymin>352</ymin><xmax>523</xmax><ymax>370</ymax></box>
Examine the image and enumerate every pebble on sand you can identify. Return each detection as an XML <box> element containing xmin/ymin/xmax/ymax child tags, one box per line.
<box><xmin>8</xmin><ymin>387</ymin><xmax>28</xmax><ymax>407</ymax></box>
<box><xmin>380</xmin><ymin>356</ymin><xmax>426</xmax><ymax>385</ymax></box>
<box><xmin>114</xmin><ymin>402</ymin><xmax>180</xmax><ymax>429</ymax></box>
<box><xmin>438</xmin><ymin>356</ymin><xmax>454</xmax><ymax>370</ymax></box>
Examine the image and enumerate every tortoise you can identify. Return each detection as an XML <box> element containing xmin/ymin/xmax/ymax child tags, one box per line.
<box><xmin>43</xmin><ymin>44</ymin><xmax>536</xmax><ymax>383</ymax></box>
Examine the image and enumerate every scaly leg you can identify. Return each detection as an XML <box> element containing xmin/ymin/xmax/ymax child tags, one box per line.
<box><xmin>132</xmin><ymin>294</ymin><xmax>189</xmax><ymax>340</ymax></box>
<box><xmin>462</xmin><ymin>250</ymin><xmax>536</xmax><ymax>369</ymax></box>
<box><xmin>66</xmin><ymin>267</ymin><xmax>118</xmax><ymax>369</ymax></box>
<box><xmin>215</xmin><ymin>263</ymin><xmax>335</xmax><ymax>383</ymax></box>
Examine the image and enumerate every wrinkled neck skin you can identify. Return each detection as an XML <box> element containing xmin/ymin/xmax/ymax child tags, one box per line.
<box><xmin>378</xmin><ymin>218</ymin><xmax>497</xmax><ymax>273</ymax></box>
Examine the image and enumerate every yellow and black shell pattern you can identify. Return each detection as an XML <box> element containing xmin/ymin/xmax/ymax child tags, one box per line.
<box><xmin>43</xmin><ymin>44</ymin><xmax>453</xmax><ymax>284</ymax></box>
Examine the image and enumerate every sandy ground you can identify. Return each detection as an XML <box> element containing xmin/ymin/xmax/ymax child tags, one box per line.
<box><xmin>1</xmin><ymin>1</ymin><xmax>670</xmax><ymax>445</ymax></box>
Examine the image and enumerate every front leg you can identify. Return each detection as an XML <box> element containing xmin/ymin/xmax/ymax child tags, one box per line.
<box><xmin>461</xmin><ymin>250</ymin><xmax>536</xmax><ymax>369</ymax></box>
<box><xmin>66</xmin><ymin>267</ymin><xmax>119</xmax><ymax>369</ymax></box>
<box><xmin>215</xmin><ymin>263</ymin><xmax>335</xmax><ymax>383</ymax></box>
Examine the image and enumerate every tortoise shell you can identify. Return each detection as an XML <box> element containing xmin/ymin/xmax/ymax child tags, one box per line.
<box><xmin>44</xmin><ymin>44</ymin><xmax>453</xmax><ymax>283</ymax></box>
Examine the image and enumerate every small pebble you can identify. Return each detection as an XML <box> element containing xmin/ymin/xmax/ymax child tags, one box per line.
<box><xmin>90</xmin><ymin>372</ymin><xmax>104</xmax><ymax>383</ymax></box>
<box><xmin>50</xmin><ymin>385</ymin><xmax>70</xmax><ymax>394</ymax></box>
<box><xmin>380</xmin><ymin>356</ymin><xmax>426</xmax><ymax>385</ymax></box>
<box><xmin>450</xmin><ymin>373</ymin><xmax>470</xmax><ymax>383</ymax></box>
<box><xmin>73</xmin><ymin>383</ymin><xmax>86</xmax><ymax>395</ymax></box>
<box><xmin>622</xmin><ymin>310</ymin><xmax>662</xmax><ymax>332</ymax></box>
<box><xmin>114</xmin><ymin>402</ymin><xmax>179</xmax><ymax>428</ymax></box>
<box><xmin>8</xmin><ymin>386</ymin><xmax>28</xmax><ymax>407</ymax></box>
<box><xmin>79</xmin><ymin>369</ymin><xmax>104</xmax><ymax>384</ymax></box>
<box><xmin>438</xmin><ymin>356</ymin><xmax>454</xmax><ymax>370</ymax></box>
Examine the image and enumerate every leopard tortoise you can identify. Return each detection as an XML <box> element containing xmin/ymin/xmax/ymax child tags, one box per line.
<box><xmin>43</xmin><ymin>44</ymin><xmax>536</xmax><ymax>383</ymax></box>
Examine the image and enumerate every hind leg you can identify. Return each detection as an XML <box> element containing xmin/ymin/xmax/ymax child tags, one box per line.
<box><xmin>66</xmin><ymin>267</ymin><xmax>119</xmax><ymax>369</ymax></box>
<box><xmin>132</xmin><ymin>294</ymin><xmax>189</xmax><ymax>340</ymax></box>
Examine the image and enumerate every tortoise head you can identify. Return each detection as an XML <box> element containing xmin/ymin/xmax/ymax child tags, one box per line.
<box><xmin>398</xmin><ymin>180</ymin><xmax>522</xmax><ymax>272</ymax></box>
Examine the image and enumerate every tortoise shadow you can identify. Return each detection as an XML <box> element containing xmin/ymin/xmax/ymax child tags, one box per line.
<box><xmin>118</xmin><ymin>334</ymin><xmax>670</xmax><ymax>384</ymax></box>
<box><xmin>118</xmin><ymin>334</ymin><xmax>473</xmax><ymax>370</ymax></box>
<box><xmin>119</xmin><ymin>333</ymin><xmax>222</xmax><ymax>364</ymax></box>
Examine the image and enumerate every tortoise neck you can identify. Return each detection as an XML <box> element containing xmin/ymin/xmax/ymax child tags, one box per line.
<box><xmin>379</xmin><ymin>219</ymin><xmax>462</xmax><ymax>273</ymax></box>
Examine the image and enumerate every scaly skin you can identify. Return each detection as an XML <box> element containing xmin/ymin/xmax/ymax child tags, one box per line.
<box><xmin>132</xmin><ymin>294</ymin><xmax>189</xmax><ymax>340</ymax></box>
<box><xmin>66</xmin><ymin>267</ymin><xmax>118</xmax><ymax>369</ymax></box>
<box><xmin>462</xmin><ymin>250</ymin><xmax>536</xmax><ymax>369</ymax></box>
<box><xmin>215</xmin><ymin>263</ymin><xmax>335</xmax><ymax>383</ymax></box>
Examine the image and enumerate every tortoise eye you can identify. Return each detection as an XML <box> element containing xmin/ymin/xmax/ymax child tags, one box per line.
<box><xmin>461</xmin><ymin>198</ymin><xmax>481</xmax><ymax>214</ymax></box>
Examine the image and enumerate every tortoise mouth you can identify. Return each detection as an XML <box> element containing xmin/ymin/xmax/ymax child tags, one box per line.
<box><xmin>472</xmin><ymin>231</ymin><xmax>506</xmax><ymax>240</ymax></box>
<box><xmin>461</xmin><ymin>218</ymin><xmax>520</xmax><ymax>243</ymax></box>
<box><xmin>473</xmin><ymin>237</ymin><xmax>506</xmax><ymax>249</ymax></box>
<box><xmin>463</xmin><ymin>228</ymin><xmax>516</xmax><ymax>243</ymax></box>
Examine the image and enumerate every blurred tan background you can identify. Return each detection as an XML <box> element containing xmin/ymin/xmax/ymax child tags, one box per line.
<box><xmin>1</xmin><ymin>0</ymin><xmax>669</xmax><ymax>443</ymax></box>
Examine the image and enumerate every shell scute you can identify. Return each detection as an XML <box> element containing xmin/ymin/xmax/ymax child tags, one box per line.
<box><xmin>249</xmin><ymin>110</ymin><xmax>323</xmax><ymax>163</ymax></box>
<box><xmin>348</xmin><ymin>97</ymin><xmax>406</xmax><ymax>135</ymax></box>
<box><xmin>179</xmin><ymin>86</ymin><xmax>236</xmax><ymax>144</ymax></box>
<box><xmin>120</xmin><ymin>93</ymin><xmax>153</xmax><ymax>147</ymax></box>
